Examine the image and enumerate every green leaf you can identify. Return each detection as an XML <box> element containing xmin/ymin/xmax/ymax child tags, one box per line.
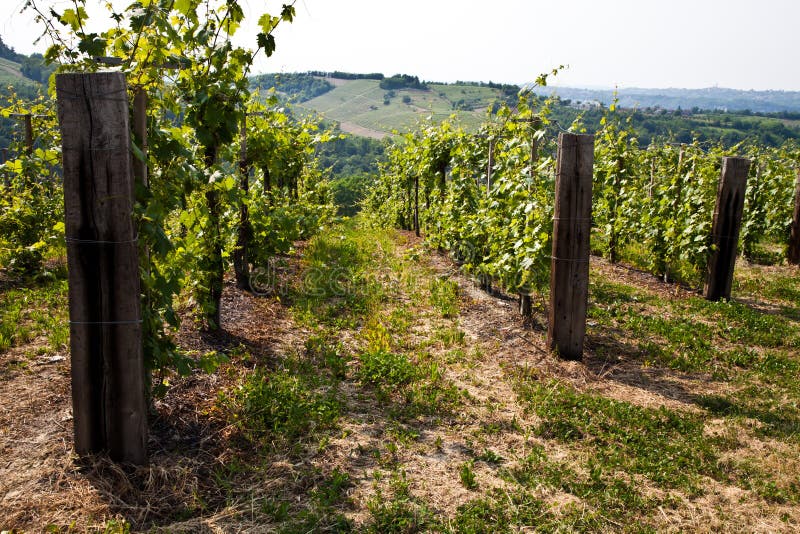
<box><xmin>60</xmin><ymin>8</ymin><xmax>82</xmax><ymax>31</ymax></box>
<box><xmin>174</xmin><ymin>0</ymin><xmax>193</xmax><ymax>16</ymax></box>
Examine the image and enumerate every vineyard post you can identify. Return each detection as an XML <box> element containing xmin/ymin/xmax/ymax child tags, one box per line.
<box><xmin>486</xmin><ymin>138</ymin><xmax>494</xmax><ymax>195</ymax></box>
<box><xmin>704</xmin><ymin>156</ymin><xmax>750</xmax><ymax>301</ymax></box>
<box><xmin>414</xmin><ymin>175</ymin><xmax>420</xmax><ymax>237</ymax></box>
<box><xmin>665</xmin><ymin>147</ymin><xmax>685</xmax><ymax>282</ymax></box>
<box><xmin>56</xmin><ymin>71</ymin><xmax>147</xmax><ymax>464</ymax></box>
<box><xmin>788</xmin><ymin>169</ymin><xmax>800</xmax><ymax>265</ymax></box>
<box><xmin>548</xmin><ymin>133</ymin><xmax>594</xmax><ymax>360</ymax></box>
<box><xmin>234</xmin><ymin>111</ymin><xmax>251</xmax><ymax>288</ymax></box>
<box><xmin>23</xmin><ymin>113</ymin><xmax>33</xmax><ymax>155</ymax></box>
<box><xmin>520</xmin><ymin>119</ymin><xmax>539</xmax><ymax>317</ymax></box>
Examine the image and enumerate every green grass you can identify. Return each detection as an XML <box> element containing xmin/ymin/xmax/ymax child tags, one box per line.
<box><xmin>429</xmin><ymin>278</ymin><xmax>460</xmax><ymax>318</ymax></box>
<box><xmin>0</xmin><ymin>277</ymin><xmax>68</xmax><ymax>357</ymax></box>
<box><xmin>364</xmin><ymin>471</ymin><xmax>438</xmax><ymax>533</ymax></box>
<box><xmin>293</xmin><ymin>221</ymin><xmax>388</xmax><ymax>328</ymax></box>
<box><xmin>589</xmin><ymin>272</ymin><xmax>800</xmax><ymax>374</ymax></box>
<box><xmin>219</xmin><ymin>360</ymin><xmax>342</xmax><ymax>443</ymax></box>
<box><xmin>514</xmin><ymin>378</ymin><xmax>719</xmax><ymax>490</ymax></box>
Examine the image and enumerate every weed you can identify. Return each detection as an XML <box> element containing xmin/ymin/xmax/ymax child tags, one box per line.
<box><xmin>358</xmin><ymin>350</ymin><xmax>417</xmax><ymax>387</ymax></box>
<box><xmin>460</xmin><ymin>460</ymin><xmax>478</xmax><ymax>490</ymax></box>
<box><xmin>293</xmin><ymin>222</ymin><xmax>389</xmax><ymax>327</ymax></box>
<box><xmin>0</xmin><ymin>278</ymin><xmax>68</xmax><ymax>353</ymax></box>
<box><xmin>476</xmin><ymin>449</ymin><xmax>504</xmax><ymax>465</ymax></box>
<box><xmin>312</xmin><ymin>468</ymin><xmax>353</xmax><ymax>507</ymax></box>
<box><xmin>220</xmin><ymin>366</ymin><xmax>341</xmax><ymax>442</ymax></box>
<box><xmin>434</xmin><ymin>326</ymin><xmax>466</xmax><ymax>348</ymax></box>
<box><xmin>364</xmin><ymin>471</ymin><xmax>437</xmax><ymax>533</ymax></box>
<box><xmin>429</xmin><ymin>277</ymin><xmax>459</xmax><ymax>318</ymax></box>
<box><xmin>305</xmin><ymin>332</ymin><xmax>349</xmax><ymax>380</ymax></box>
<box><xmin>696</xmin><ymin>391</ymin><xmax>800</xmax><ymax>442</ymax></box>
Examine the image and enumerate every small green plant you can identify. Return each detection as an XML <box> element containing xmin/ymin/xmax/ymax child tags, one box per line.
<box><xmin>220</xmin><ymin>367</ymin><xmax>341</xmax><ymax>442</ymax></box>
<box><xmin>460</xmin><ymin>460</ymin><xmax>478</xmax><ymax>490</ymax></box>
<box><xmin>365</xmin><ymin>471</ymin><xmax>436</xmax><ymax>533</ymax></box>
<box><xmin>312</xmin><ymin>468</ymin><xmax>353</xmax><ymax>507</ymax></box>
<box><xmin>435</xmin><ymin>326</ymin><xmax>466</xmax><ymax>347</ymax></box>
<box><xmin>358</xmin><ymin>350</ymin><xmax>418</xmax><ymax>387</ymax></box>
<box><xmin>305</xmin><ymin>333</ymin><xmax>349</xmax><ymax>379</ymax></box>
<box><xmin>476</xmin><ymin>448</ymin><xmax>504</xmax><ymax>465</ymax></box>
<box><xmin>429</xmin><ymin>278</ymin><xmax>459</xmax><ymax>318</ymax></box>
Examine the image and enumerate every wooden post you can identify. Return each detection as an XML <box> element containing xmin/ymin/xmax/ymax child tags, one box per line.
<box><xmin>519</xmin><ymin>292</ymin><xmax>532</xmax><ymax>317</ymax></box>
<box><xmin>787</xmin><ymin>170</ymin><xmax>800</xmax><ymax>265</ymax></box>
<box><xmin>56</xmin><ymin>72</ymin><xmax>147</xmax><ymax>464</ymax></box>
<box><xmin>608</xmin><ymin>155</ymin><xmax>623</xmax><ymax>264</ymax></box>
<box><xmin>547</xmin><ymin>133</ymin><xmax>594</xmax><ymax>360</ymax></box>
<box><xmin>704</xmin><ymin>156</ymin><xmax>750</xmax><ymax>301</ymax></box>
<box><xmin>204</xmin><ymin>144</ymin><xmax>223</xmax><ymax>329</ymax></box>
<box><xmin>414</xmin><ymin>175</ymin><xmax>420</xmax><ymax>237</ymax></box>
<box><xmin>665</xmin><ymin>147</ymin><xmax>685</xmax><ymax>282</ymax></box>
<box><xmin>520</xmin><ymin>127</ymin><xmax>539</xmax><ymax>318</ymax></box>
<box><xmin>23</xmin><ymin>114</ymin><xmax>33</xmax><ymax>155</ymax></box>
<box><xmin>486</xmin><ymin>139</ymin><xmax>494</xmax><ymax>195</ymax></box>
<box><xmin>234</xmin><ymin>114</ymin><xmax>251</xmax><ymax>288</ymax></box>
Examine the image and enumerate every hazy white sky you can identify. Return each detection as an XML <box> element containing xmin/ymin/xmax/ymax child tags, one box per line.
<box><xmin>1</xmin><ymin>0</ymin><xmax>798</xmax><ymax>90</ymax></box>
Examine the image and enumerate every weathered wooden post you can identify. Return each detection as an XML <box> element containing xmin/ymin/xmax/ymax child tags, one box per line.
<box><xmin>704</xmin><ymin>156</ymin><xmax>750</xmax><ymax>301</ymax></box>
<box><xmin>234</xmin><ymin>112</ymin><xmax>251</xmax><ymax>288</ymax></box>
<box><xmin>547</xmin><ymin>133</ymin><xmax>594</xmax><ymax>360</ymax></box>
<box><xmin>520</xmin><ymin>123</ymin><xmax>539</xmax><ymax>318</ymax></box>
<box><xmin>23</xmin><ymin>113</ymin><xmax>33</xmax><ymax>155</ymax></box>
<box><xmin>414</xmin><ymin>175</ymin><xmax>420</xmax><ymax>237</ymax></box>
<box><xmin>486</xmin><ymin>138</ymin><xmax>494</xmax><ymax>195</ymax></box>
<box><xmin>787</xmin><ymin>170</ymin><xmax>800</xmax><ymax>265</ymax></box>
<box><xmin>664</xmin><ymin>147</ymin><xmax>685</xmax><ymax>283</ymax></box>
<box><xmin>56</xmin><ymin>71</ymin><xmax>147</xmax><ymax>464</ymax></box>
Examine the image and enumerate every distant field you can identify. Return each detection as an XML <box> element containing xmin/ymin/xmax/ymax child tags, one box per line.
<box><xmin>303</xmin><ymin>79</ymin><xmax>496</xmax><ymax>137</ymax></box>
<box><xmin>0</xmin><ymin>57</ymin><xmax>39</xmax><ymax>94</ymax></box>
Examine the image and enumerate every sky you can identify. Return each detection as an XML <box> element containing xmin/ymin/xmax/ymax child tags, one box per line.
<box><xmin>1</xmin><ymin>0</ymin><xmax>798</xmax><ymax>91</ymax></box>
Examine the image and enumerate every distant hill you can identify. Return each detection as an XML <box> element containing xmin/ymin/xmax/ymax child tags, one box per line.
<box><xmin>254</xmin><ymin>73</ymin><xmax>513</xmax><ymax>139</ymax></box>
<box><xmin>0</xmin><ymin>56</ymin><xmax>41</xmax><ymax>94</ymax></box>
<box><xmin>529</xmin><ymin>85</ymin><xmax>800</xmax><ymax>114</ymax></box>
<box><xmin>253</xmin><ymin>73</ymin><xmax>800</xmax><ymax>147</ymax></box>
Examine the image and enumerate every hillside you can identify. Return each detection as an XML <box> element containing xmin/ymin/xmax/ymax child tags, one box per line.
<box><xmin>0</xmin><ymin>56</ymin><xmax>40</xmax><ymax>93</ymax></box>
<box><xmin>257</xmin><ymin>73</ymin><xmax>800</xmax><ymax>147</ymax></box>
<box><xmin>299</xmin><ymin>78</ymin><xmax>501</xmax><ymax>139</ymax></box>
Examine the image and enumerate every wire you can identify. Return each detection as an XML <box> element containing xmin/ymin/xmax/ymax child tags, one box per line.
<box><xmin>69</xmin><ymin>320</ymin><xmax>142</xmax><ymax>326</ymax></box>
<box><xmin>65</xmin><ymin>237</ymin><xmax>138</xmax><ymax>245</ymax></box>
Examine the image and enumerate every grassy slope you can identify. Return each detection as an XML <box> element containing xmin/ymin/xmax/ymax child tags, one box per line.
<box><xmin>0</xmin><ymin>57</ymin><xmax>38</xmax><ymax>90</ymax></box>
<box><xmin>302</xmin><ymin>79</ymin><xmax>495</xmax><ymax>136</ymax></box>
